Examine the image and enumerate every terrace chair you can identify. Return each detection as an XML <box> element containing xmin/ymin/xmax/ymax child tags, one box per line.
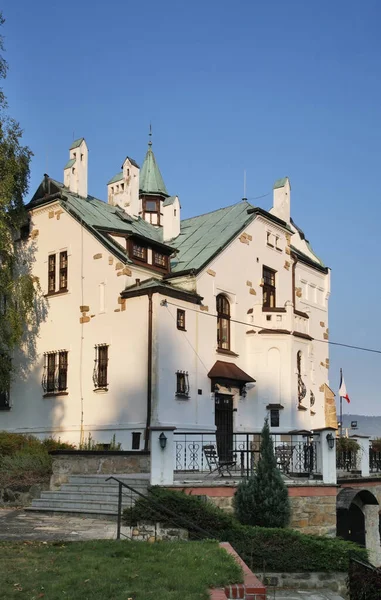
<box><xmin>275</xmin><ymin>444</ymin><xmax>295</xmax><ymax>475</ymax></box>
<box><xmin>202</xmin><ymin>444</ymin><xmax>236</xmax><ymax>477</ymax></box>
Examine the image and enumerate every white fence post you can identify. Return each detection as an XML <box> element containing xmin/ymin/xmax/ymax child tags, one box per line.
<box><xmin>150</xmin><ymin>426</ymin><xmax>176</xmax><ymax>486</ymax></box>
<box><xmin>351</xmin><ymin>435</ymin><xmax>370</xmax><ymax>477</ymax></box>
<box><xmin>315</xmin><ymin>427</ymin><xmax>337</xmax><ymax>484</ymax></box>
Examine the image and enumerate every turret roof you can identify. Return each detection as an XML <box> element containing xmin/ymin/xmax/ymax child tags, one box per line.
<box><xmin>139</xmin><ymin>143</ymin><xmax>168</xmax><ymax>197</ymax></box>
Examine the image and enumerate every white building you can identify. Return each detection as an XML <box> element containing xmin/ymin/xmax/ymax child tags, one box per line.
<box><xmin>0</xmin><ymin>136</ymin><xmax>334</xmax><ymax>459</ymax></box>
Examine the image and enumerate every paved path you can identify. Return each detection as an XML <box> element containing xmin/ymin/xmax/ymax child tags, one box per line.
<box><xmin>0</xmin><ymin>509</ymin><xmax>346</xmax><ymax>599</ymax></box>
<box><xmin>0</xmin><ymin>508</ymin><xmax>119</xmax><ymax>541</ymax></box>
<box><xmin>267</xmin><ymin>593</ymin><xmax>344</xmax><ymax>600</ymax></box>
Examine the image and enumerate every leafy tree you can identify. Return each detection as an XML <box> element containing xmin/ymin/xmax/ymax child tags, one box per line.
<box><xmin>0</xmin><ymin>13</ymin><xmax>37</xmax><ymax>394</ymax></box>
<box><xmin>234</xmin><ymin>418</ymin><xmax>290</xmax><ymax>528</ymax></box>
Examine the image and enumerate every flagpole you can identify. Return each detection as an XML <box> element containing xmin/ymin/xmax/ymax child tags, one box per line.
<box><xmin>340</xmin><ymin>368</ymin><xmax>343</xmax><ymax>438</ymax></box>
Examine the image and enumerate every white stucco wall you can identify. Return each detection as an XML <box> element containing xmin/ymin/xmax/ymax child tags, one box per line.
<box><xmin>5</xmin><ymin>201</ymin><xmax>151</xmax><ymax>449</ymax></box>
<box><xmin>2</xmin><ymin>191</ymin><xmax>330</xmax><ymax>450</ymax></box>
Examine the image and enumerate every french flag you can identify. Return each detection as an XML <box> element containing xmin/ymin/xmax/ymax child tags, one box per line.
<box><xmin>339</xmin><ymin>369</ymin><xmax>350</xmax><ymax>404</ymax></box>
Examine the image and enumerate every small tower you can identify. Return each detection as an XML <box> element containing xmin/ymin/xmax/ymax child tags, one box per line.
<box><xmin>138</xmin><ymin>129</ymin><xmax>180</xmax><ymax>240</ymax></box>
<box><xmin>107</xmin><ymin>156</ymin><xmax>140</xmax><ymax>217</ymax></box>
<box><xmin>64</xmin><ymin>138</ymin><xmax>88</xmax><ymax>197</ymax></box>
<box><xmin>139</xmin><ymin>129</ymin><xmax>169</xmax><ymax>227</ymax></box>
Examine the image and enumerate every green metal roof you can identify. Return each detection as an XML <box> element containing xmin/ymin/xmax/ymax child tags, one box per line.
<box><xmin>70</xmin><ymin>138</ymin><xmax>85</xmax><ymax>150</ymax></box>
<box><xmin>163</xmin><ymin>196</ymin><xmax>177</xmax><ymax>207</ymax></box>
<box><xmin>108</xmin><ymin>171</ymin><xmax>123</xmax><ymax>185</ymax></box>
<box><xmin>27</xmin><ymin>177</ymin><xmax>171</xmax><ymax>263</ymax></box>
<box><xmin>273</xmin><ymin>177</ymin><xmax>288</xmax><ymax>189</ymax></box>
<box><xmin>168</xmin><ymin>201</ymin><xmax>255</xmax><ymax>274</ymax></box>
<box><xmin>64</xmin><ymin>158</ymin><xmax>76</xmax><ymax>170</ymax></box>
<box><xmin>139</xmin><ymin>145</ymin><xmax>168</xmax><ymax>197</ymax></box>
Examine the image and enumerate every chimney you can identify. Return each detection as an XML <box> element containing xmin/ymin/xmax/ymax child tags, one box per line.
<box><xmin>271</xmin><ymin>177</ymin><xmax>291</xmax><ymax>224</ymax></box>
<box><xmin>64</xmin><ymin>138</ymin><xmax>88</xmax><ymax>197</ymax></box>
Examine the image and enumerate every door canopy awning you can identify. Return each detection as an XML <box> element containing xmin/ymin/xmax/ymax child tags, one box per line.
<box><xmin>208</xmin><ymin>360</ymin><xmax>255</xmax><ymax>384</ymax></box>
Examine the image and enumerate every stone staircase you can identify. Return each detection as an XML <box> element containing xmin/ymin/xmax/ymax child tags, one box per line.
<box><xmin>26</xmin><ymin>475</ymin><xmax>149</xmax><ymax>518</ymax></box>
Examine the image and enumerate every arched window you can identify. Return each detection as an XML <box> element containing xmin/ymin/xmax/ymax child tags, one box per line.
<box><xmin>217</xmin><ymin>294</ymin><xmax>230</xmax><ymax>350</ymax></box>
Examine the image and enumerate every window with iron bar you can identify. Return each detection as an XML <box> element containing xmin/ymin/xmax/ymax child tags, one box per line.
<box><xmin>176</xmin><ymin>371</ymin><xmax>190</xmax><ymax>397</ymax></box>
<box><xmin>93</xmin><ymin>344</ymin><xmax>109</xmax><ymax>390</ymax></box>
<box><xmin>42</xmin><ymin>351</ymin><xmax>68</xmax><ymax>395</ymax></box>
<box><xmin>0</xmin><ymin>354</ymin><xmax>11</xmax><ymax>410</ymax></box>
<box><xmin>177</xmin><ymin>309</ymin><xmax>186</xmax><ymax>330</ymax></box>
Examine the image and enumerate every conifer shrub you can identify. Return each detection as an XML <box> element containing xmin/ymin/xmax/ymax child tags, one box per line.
<box><xmin>234</xmin><ymin>419</ymin><xmax>290</xmax><ymax>527</ymax></box>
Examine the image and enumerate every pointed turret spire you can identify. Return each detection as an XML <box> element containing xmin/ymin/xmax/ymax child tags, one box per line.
<box><xmin>139</xmin><ymin>126</ymin><xmax>168</xmax><ymax>197</ymax></box>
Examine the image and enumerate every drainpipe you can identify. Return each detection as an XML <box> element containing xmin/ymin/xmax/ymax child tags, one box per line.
<box><xmin>144</xmin><ymin>291</ymin><xmax>153</xmax><ymax>450</ymax></box>
<box><xmin>291</xmin><ymin>253</ymin><xmax>298</xmax><ymax>308</ymax></box>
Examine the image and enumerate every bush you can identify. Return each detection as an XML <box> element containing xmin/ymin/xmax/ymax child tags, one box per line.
<box><xmin>124</xmin><ymin>487</ymin><xmax>368</xmax><ymax>572</ymax></box>
<box><xmin>347</xmin><ymin>558</ymin><xmax>381</xmax><ymax>600</ymax></box>
<box><xmin>0</xmin><ymin>432</ymin><xmax>75</xmax><ymax>487</ymax></box>
<box><xmin>123</xmin><ymin>486</ymin><xmax>236</xmax><ymax>538</ymax></box>
<box><xmin>336</xmin><ymin>437</ymin><xmax>360</xmax><ymax>453</ymax></box>
<box><xmin>234</xmin><ymin>419</ymin><xmax>290</xmax><ymax>527</ymax></box>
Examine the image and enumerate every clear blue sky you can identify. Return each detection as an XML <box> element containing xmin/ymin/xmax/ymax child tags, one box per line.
<box><xmin>2</xmin><ymin>1</ymin><xmax>381</xmax><ymax>416</ymax></box>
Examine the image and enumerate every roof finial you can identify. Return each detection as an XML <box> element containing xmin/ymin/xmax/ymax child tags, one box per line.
<box><xmin>148</xmin><ymin>123</ymin><xmax>152</xmax><ymax>147</ymax></box>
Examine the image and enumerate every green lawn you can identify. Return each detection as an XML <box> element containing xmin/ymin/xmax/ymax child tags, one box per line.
<box><xmin>0</xmin><ymin>540</ymin><xmax>243</xmax><ymax>600</ymax></box>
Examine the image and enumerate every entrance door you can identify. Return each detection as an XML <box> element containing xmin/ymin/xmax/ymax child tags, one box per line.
<box><xmin>215</xmin><ymin>394</ymin><xmax>233</xmax><ymax>461</ymax></box>
<box><xmin>337</xmin><ymin>504</ymin><xmax>366</xmax><ymax>547</ymax></box>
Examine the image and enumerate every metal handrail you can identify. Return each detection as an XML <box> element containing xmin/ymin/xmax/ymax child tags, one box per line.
<box><xmin>105</xmin><ymin>476</ymin><xmax>215</xmax><ymax>540</ymax></box>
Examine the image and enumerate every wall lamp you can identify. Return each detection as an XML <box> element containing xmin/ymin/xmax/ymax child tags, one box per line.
<box><xmin>326</xmin><ymin>433</ymin><xmax>335</xmax><ymax>450</ymax></box>
<box><xmin>159</xmin><ymin>432</ymin><xmax>167</xmax><ymax>450</ymax></box>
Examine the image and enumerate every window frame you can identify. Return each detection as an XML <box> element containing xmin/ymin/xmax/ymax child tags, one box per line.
<box><xmin>0</xmin><ymin>354</ymin><xmax>11</xmax><ymax>410</ymax></box>
<box><xmin>143</xmin><ymin>199</ymin><xmax>159</xmax><ymax>213</ymax></box>
<box><xmin>42</xmin><ymin>350</ymin><xmax>69</xmax><ymax>396</ymax></box>
<box><xmin>59</xmin><ymin>251</ymin><xmax>68</xmax><ymax>291</ymax></box>
<box><xmin>176</xmin><ymin>370</ymin><xmax>190</xmax><ymax>398</ymax></box>
<box><xmin>93</xmin><ymin>344</ymin><xmax>109</xmax><ymax>391</ymax></box>
<box><xmin>152</xmin><ymin>250</ymin><xmax>168</xmax><ymax>270</ymax></box>
<box><xmin>216</xmin><ymin>294</ymin><xmax>231</xmax><ymax>350</ymax></box>
<box><xmin>177</xmin><ymin>309</ymin><xmax>186</xmax><ymax>331</ymax></box>
<box><xmin>270</xmin><ymin>409</ymin><xmax>280</xmax><ymax>427</ymax></box>
<box><xmin>131</xmin><ymin>241</ymin><xmax>147</xmax><ymax>263</ymax></box>
<box><xmin>48</xmin><ymin>254</ymin><xmax>56</xmax><ymax>293</ymax></box>
<box><xmin>263</xmin><ymin>266</ymin><xmax>276</xmax><ymax>308</ymax></box>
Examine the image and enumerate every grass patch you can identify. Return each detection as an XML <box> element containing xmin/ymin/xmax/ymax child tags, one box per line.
<box><xmin>0</xmin><ymin>540</ymin><xmax>243</xmax><ymax>600</ymax></box>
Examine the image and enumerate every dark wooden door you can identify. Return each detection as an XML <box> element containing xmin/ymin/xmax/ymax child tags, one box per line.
<box><xmin>337</xmin><ymin>504</ymin><xmax>365</xmax><ymax>547</ymax></box>
<box><xmin>215</xmin><ymin>394</ymin><xmax>233</xmax><ymax>461</ymax></box>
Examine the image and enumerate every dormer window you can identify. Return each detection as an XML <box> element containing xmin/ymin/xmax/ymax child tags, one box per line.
<box><xmin>132</xmin><ymin>242</ymin><xmax>147</xmax><ymax>262</ymax></box>
<box><xmin>153</xmin><ymin>251</ymin><xmax>168</xmax><ymax>269</ymax></box>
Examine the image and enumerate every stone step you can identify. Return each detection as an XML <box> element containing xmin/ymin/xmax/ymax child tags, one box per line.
<box><xmin>60</xmin><ymin>484</ymin><xmax>146</xmax><ymax>494</ymax></box>
<box><xmin>67</xmin><ymin>475</ymin><xmax>149</xmax><ymax>485</ymax></box>
<box><xmin>26</xmin><ymin>506</ymin><xmax>118</xmax><ymax>518</ymax></box>
<box><xmin>39</xmin><ymin>491</ymin><xmax>140</xmax><ymax>503</ymax></box>
<box><xmin>30</xmin><ymin>498</ymin><xmax>128</xmax><ymax>512</ymax></box>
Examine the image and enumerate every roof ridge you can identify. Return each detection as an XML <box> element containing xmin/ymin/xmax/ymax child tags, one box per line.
<box><xmin>181</xmin><ymin>200</ymin><xmax>253</xmax><ymax>222</ymax></box>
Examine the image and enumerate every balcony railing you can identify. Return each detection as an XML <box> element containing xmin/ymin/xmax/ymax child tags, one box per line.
<box><xmin>336</xmin><ymin>450</ymin><xmax>359</xmax><ymax>472</ymax></box>
<box><xmin>369</xmin><ymin>449</ymin><xmax>381</xmax><ymax>473</ymax></box>
<box><xmin>174</xmin><ymin>431</ymin><xmax>319</xmax><ymax>478</ymax></box>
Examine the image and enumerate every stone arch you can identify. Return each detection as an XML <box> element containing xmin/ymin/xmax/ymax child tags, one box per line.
<box><xmin>337</xmin><ymin>488</ymin><xmax>380</xmax><ymax>565</ymax></box>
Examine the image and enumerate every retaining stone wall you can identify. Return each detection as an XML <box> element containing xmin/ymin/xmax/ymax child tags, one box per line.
<box><xmin>0</xmin><ymin>482</ymin><xmax>49</xmax><ymax>507</ymax></box>
<box><xmin>259</xmin><ymin>572</ymin><xmax>347</xmax><ymax>597</ymax></box>
<box><xmin>50</xmin><ymin>452</ymin><xmax>150</xmax><ymax>489</ymax></box>
<box><xmin>126</xmin><ymin>521</ymin><xmax>188</xmax><ymax>542</ymax></box>
<box><xmin>203</xmin><ymin>491</ymin><xmax>336</xmax><ymax>537</ymax></box>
